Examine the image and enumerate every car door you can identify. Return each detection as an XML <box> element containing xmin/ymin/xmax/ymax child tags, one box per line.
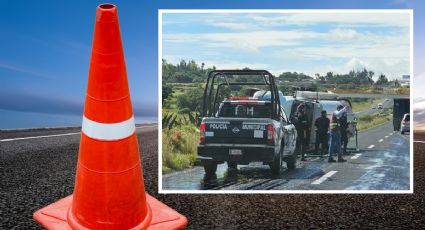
<box><xmin>280</xmin><ymin>107</ymin><xmax>296</xmax><ymax>154</ymax></box>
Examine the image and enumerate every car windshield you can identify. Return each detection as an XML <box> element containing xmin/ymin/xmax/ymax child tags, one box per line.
<box><xmin>218</xmin><ymin>103</ymin><xmax>271</xmax><ymax>118</ymax></box>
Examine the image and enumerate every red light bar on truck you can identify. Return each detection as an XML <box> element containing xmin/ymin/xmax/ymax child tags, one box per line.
<box><xmin>228</xmin><ymin>96</ymin><xmax>256</xmax><ymax>100</ymax></box>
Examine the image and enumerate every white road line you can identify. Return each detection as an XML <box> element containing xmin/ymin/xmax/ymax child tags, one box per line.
<box><xmin>368</xmin><ymin>145</ymin><xmax>375</xmax><ymax>149</ymax></box>
<box><xmin>312</xmin><ymin>171</ymin><xmax>337</xmax><ymax>185</ymax></box>
<box><xmin>385</xmin><ymin>136</ymin><xmax>389</xmax><ymax>138</ymax></box>
<box><xmin>414</xmin><ymin>141</ymin><xmax>425</xmax><ymax>144</ymax></box>
<box><xmin>0</xmin><ymin>125</ymin><xmax>158</xmax><ymax>142</ymax></box>
<box><xmin>351</xmin><ymin>153</ymin><xmax>362</xmax><ymax>159</ymax></box>
<box><xmin>389</xmin><ymin>133</ymin><xmax>393</xmax><ymax>136</ymax></box>
<box><xmin>378</xmin><ymin>139</ymin><xmax>383</xmax><ymax>142</ymax></box>
<box><xmin>0</xmin><ymin>132</ymin><xmax>80</xmax><ymax>142</ymax></box>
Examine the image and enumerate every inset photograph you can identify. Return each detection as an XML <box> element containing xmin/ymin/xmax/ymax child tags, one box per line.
<box><xmin>159</xmin><ymin>10</ymin><xmax>412</xmax><ymax>192</ymax></box>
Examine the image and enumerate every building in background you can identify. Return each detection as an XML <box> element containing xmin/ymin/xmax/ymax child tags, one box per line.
<box><xmin>400</xmin><ymin>75</ymin><xmax>410</xmax><ymax>87</ymax></box>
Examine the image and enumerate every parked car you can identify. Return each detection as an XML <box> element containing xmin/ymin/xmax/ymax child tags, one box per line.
<box><xmin>400</xmin><ymin>113</ymin><xmax>410</xmax><ymax>134</ymax></box>
<box><xmin>378</xmin><ymin>103</ymin><xmax>383</xmax><ymax>109</ymax></box>
<box><xmin>393</xmin><ymin>99</ymin><xmax>410</xmax><ymax>131</ymax></box>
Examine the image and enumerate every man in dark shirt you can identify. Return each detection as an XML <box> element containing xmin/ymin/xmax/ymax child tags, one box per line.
<box><xmin>339</xmin><ymin>112</ymin><xmax>349</xmax><ymax>155</ymax></box>
<box><xmin>314</xmin><ymin>110</ymin><xmax>330</xmax><ymax>155</ymax></box>
<box><xmin>294</xmin><ymin>103</ymin><xmax>309</xmax><ymax>161</ymax></box>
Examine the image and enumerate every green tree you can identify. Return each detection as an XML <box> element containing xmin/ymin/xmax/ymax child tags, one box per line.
<box><xmin>376</xmin><ymin>74</ymin><xmax>389</xmax><ymax>86</ymax></box>
<box><xmin>162</xmin><ymin>82</ymin><xmax>173</xmax><ymax>103</ymax></box>
<box><xmin>176</xmin><ymin>87</ymin><xmax>204</xmax><ymax>113</ymax></box>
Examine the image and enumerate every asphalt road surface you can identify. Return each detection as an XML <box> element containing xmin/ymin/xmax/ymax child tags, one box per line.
<box><xmin>2</xmin><ymin>124</ymin><xmax>423</xmax><ymax>229</ymax></box>
<box><xmin>163</xmin><ymin>122</ymin><xmax>410</xmax><ymax>191</ymax></box>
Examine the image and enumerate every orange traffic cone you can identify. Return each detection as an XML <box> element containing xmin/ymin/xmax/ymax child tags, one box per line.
<box><xmin>33</xmin><ymin>4</ymin><xmax>187</xmax><ymax>229</ymax></box>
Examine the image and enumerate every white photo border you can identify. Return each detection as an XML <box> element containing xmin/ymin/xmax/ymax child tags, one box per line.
<box><xmin>158</xmin><ymin>9</ymin><xmax>414</xmax><ymax>194</ymax></box>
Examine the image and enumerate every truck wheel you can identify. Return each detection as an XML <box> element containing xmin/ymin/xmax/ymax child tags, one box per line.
<box><xmin>203</xmin><ymin>162</ymin><xmax>217</xmax><ymax>176</ymax></box>
<box><xmin>270</xmin><ymin>147</ymin><xmax>283</xmax><ymax>175</ymax></box>
<box><xmin>227</xmin><ymin>161</ymin><xmax>237</xmax><ymax>170</ymax></box>
<box><xmin>285</xmin><ymin>155</ymin><xmax>296</xmax><ymax>170</ymax></box>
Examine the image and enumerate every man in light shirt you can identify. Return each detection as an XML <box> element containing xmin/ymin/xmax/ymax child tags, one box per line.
<box><xmin>328</xmin><ymin>105</ymin><xmax>348</xmax><ymax>163</ymax></box>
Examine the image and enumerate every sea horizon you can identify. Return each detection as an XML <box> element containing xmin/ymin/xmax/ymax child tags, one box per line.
<box><xmin>0</xmin><ymin>109</ymin><xmax>157</xmax><ymax>130</ymax></box>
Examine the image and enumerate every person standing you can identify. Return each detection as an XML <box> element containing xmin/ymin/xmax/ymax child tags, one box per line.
<box><xmin>328</xmin><ymin>105</ymin><xmax>347</xmax><ymax>163</ymax></box>
<box><xmin>294</xmin><ymin>103</ymin><xmax>309</xmax><ymax>161</ymax></box>
<box><xmin>314</xmin><ymin>110</ymin><xmax>330</xmax><ymax>155</ymax></box>
<box><xmin>339</xmin><ymin>111</ymin><xmax>349</xmax><ymax>155</ymax></box>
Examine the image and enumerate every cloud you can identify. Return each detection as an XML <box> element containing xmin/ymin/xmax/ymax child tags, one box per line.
<box><xmin>251</xmin><ymin>13</ymin><xmax>410</xmax><ymax>28</ymax></box>
<box><xmin>210</xmin><ymin>22</ymin><xmax>255</xmax><ymax>30</ymax></box>
<box><xmin>0</xmin><ymin>62</ymin><xmax>55</xmax><ymax>80</ymax></box>
<box><xmin>163</xmin><ymin>12</ymin><xmax>410</xmax><ymax>81</ymax></box>
<box><xmin>164</xmin><ymin>30</ymin><xmax>320</xmax><ymax>52</ymax></box>
<box><xmin>345</xmin><ymin>57</ymin><xmax>368</xmax><ymax>71</ymax></box>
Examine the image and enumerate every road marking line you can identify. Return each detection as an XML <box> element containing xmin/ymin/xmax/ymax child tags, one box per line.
<box><xmin>368</xmin><ymin>145</ymin><xmax>375</xmax><ymax>149</ymax></box>
<box><xmin>378</xmin><ymin>139</ymin><xmax>383</xmax><ymax>142</ymax></box>
<box><xmin>0</xmin><ymin>125</ymin><xmax>158</xmax><ymax>142</ymax></box>
<box><xmin>414</xmin><ymin>141</ymin><xmax>425</xmax><ymax>144</ymax></box>
<box><xmin>385</xmin><ymin>136</ymin><xmax>389</xmax><ymax>138</ymax></box>
<box><xmin>389</xmin><ymin>133</ymin><xmax>393</xmax><ymax>136</ymax></box>
<box><xmin>351</xmin><ymin>153</ymin><xmax>362</xmax><ymax>159</ymax></box>
<box><xmin>0</xmin><ymin>132</ymin><xmax>81</xmax><ymax>142</ymax></box>
<box><xmin>312</xmin><ymin>171</ymin><xmax>337</xmax><ymax>185</ymax></box>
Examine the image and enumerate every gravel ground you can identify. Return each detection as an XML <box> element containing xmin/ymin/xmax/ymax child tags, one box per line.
<box><xmin>1</xmin><ymin>128</ymin><xmax>424</xmax><ymax>229</ymax></box>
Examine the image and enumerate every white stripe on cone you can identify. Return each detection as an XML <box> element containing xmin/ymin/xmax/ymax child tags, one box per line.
<box><xmin>82</xmin><ymin>116</ymin><xmax>135</xmax><ymax>141</ymax></box>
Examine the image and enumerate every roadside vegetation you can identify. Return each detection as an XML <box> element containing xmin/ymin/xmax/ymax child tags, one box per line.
<box><xmin>357</xmin><ymin>108</ymin><xmax>393</xmax><ymax>131</ymax></box>
<box><xmin>350</xmin><ymin>98</ymin><xmax>381</xmax><ymax>112</ymax></box>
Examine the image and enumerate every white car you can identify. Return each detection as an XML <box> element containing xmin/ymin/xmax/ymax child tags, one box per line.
<box><xmin>400</xmin><ymin>113</ymin><xmax>410</xmax><ymax>134</ymax></box>
<box><xmin>377</xmin><ymin>103</ymin><xmax>383</xmax><ymax>109</ymax></box>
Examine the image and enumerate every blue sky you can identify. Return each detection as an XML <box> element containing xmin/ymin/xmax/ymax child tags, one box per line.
<box><xmin>163</xmin><ymin>12</ymin><xmax>410</xmax><ymax>79</ymax></box>
<box><xmin>0</xmin><ymin>0</ymin><xmax>424</xmax><ymax>128</ymax></box>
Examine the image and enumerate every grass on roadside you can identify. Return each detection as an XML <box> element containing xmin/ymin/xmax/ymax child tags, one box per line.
<box><xmin>351</xmin><ymin>98</ymin><xmax>381</xmax><ymax>112</ymax></box>
<box><xmin>357</xmin><ymin>108</ymin><xmax>392</xmax><ymax>131</ymax></box>
<box><xmin>162</xmin><ymin>124</ymin><xmax>199</xmax><ymax>174</ymax></box>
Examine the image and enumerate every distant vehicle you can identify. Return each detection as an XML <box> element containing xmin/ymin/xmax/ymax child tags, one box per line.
<box><xmin>378</xmin><ymin>103</ymin><xmax>383</xmax><ymax>109</ymax></box>
<box><xmin>400</xmin><ymin>113</ymin><xmax>410</xmax><ymax>134</ymax></box>
<box><xmin>385</xmin><ymin>98</ymin><xmax>390</xmax><ymax>101</ymax></box>
<box><xmin>198</xmin><ymin>70</ymin><xmax>298</xmax><ymax>176</ymax></box>
<box><xmin>393</xmin><ymin>99</ymin><xmax>410</xmax><ymax>131</ymax></box>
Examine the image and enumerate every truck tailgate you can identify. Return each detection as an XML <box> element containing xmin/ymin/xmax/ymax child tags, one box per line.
<box><xmin>204</xmin><ymin>118</ymin><xmax>271</xmax><ymax>145</ymax></box>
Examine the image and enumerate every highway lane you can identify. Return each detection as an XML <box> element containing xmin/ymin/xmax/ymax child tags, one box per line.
<box><xmin>0</xmin><ymin>124</ymin><xmax>159</xmax><ymax>229</ymax></box>
<box><xmin>1</xmin><ymin>124</ymin><xmax>423</xmax><ymax>229</ymax></box>
<box><xmin>162</xmin><ymin>122</ymin><xmax>410</xmax><ymax>191</ymax></box>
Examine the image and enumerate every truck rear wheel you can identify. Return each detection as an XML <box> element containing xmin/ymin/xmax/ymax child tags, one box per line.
<box><xmin>203</xmin><ymin>162</ymin><xmax>217</xmax><ymax>176</ymax></box>
<box><xmin>270</xmin><ymin>147</ymin><xmax>283</xmax><ymax>175</ymax></box>
<box><xmin>285</xmin><ymin>155</ymin><xmax>296</xmax><ymax>170</ymax></box>
<box><xmin>227</xmin><ymin>161</ymin><xmax>237</xmax><ymax>170</ymax></box>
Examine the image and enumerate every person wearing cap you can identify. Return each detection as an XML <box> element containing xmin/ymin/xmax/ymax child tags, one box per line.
<box><xmin>328</xmin><ymin>104</ymin><xmax>348</xmax><ymax>162</ymax></box>
<box><xmin>314</xmin><ymin>110</ymin><xmax>330</xmax><ymax>155</ymax></box>
<box><xmin>294</xmin><ymin>103</ymin><xmax>310</xmax><ymax>161</ymax></box>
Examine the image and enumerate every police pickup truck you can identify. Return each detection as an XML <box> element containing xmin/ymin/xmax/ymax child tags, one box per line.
<box><xmin>197</xmin><ymin>70</ymin><xmax>297</xmax><ymax>176</ymax></box>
